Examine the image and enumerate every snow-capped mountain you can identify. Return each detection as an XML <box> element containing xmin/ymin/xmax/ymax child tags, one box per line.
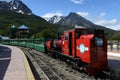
<box><xmin>44</xmin><ymin>15</ymin><xmax>64</xmax><ymax>24</ymax></box>
<box><xmin>0</xmin><ymin>0</ymin><xmax>32</xmax><ymax>15</ymax></box>
<box><xmin>44</xmin><ymin>12</ymin><xmax>114</xmax><ymax>32</ymax></box>
<box><xmin>43</xmin><ymin>12</ymin><xmax>94</xmax><ymax>27</ymax></box>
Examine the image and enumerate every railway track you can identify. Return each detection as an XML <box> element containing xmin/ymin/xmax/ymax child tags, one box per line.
<box><xmin>30</xmin><ymin>51</ymin><xmax>63</xmax><ymax>80</ymax></box>
<box><xmin>21</xmin><ymin>47</ymin><xmax>110</xmax><ymax>80</ymax></box>
<box><xmin>22</xmin><ymin>48</ymin><xmax>63</xmax><ymax>80</ymax></box>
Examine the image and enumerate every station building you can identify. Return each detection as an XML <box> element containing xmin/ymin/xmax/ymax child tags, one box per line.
<box><xmin>17</xmin><ymin>25</ymin><xmax>30</xmax><ymax>38</ymax></box>
<box><xmin>11</xmin><ymin>25</ymin><xmax>30</xmax><ymax>38</ymax></box>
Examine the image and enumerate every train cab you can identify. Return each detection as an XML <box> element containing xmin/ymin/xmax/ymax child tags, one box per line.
<box><xmin>62</xmin><ymin>28</ymin><xmax>108</xmax><ymax>75</ymax></box>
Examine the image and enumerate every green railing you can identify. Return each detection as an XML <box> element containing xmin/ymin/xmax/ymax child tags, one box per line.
<box><xmin>1</xmin><ymin>38</ymin><xmax>45</xmax><ymax>52</ymax></box>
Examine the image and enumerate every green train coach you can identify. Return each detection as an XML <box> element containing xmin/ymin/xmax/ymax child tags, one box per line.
<box><xmin>1</xmin><ymin>38</ymin><xmax>45</xmax><ymax>52</ymax></box>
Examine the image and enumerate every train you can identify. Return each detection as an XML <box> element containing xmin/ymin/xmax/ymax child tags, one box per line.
<box><xmin>46</xmin><ymin>28</ymin><xmax>108</xmax><ymax>77</ymax></box>
<box><xmin>1</xmin><ymin>28</ymin><xmax>109</xmax><ymax>77</ymax></box>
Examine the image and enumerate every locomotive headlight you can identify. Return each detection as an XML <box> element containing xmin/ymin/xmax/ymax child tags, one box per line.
<box><xmin>78</xmin><ymin>44</ymin><xmax>88</xmax><ymax>53</ymax></box>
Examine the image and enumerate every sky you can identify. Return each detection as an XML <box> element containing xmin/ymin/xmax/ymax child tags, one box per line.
<box><xmin>1</xmin><ymin>0</ymin><xmax>120</xmax><ymax>30</ymax></box>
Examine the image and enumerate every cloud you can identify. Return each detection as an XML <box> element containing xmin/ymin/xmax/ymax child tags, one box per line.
<box><xmin>95</xmin><ymin>19</ymin><xmax>117</xmax><ymax>25</ymax></box>
<box><xmin>99</xmin><ymin>12</ymin><xmax>106</xmax><ymax>16</ymax></box>
<box><xmin>77</xmin><ymin>11</ymin><xmax>88</xmax><ymax>17</ymax></box>
<box><xmin>91</xmin><ymin>12</ymin><xmax>120</xmax><ymax>30</ymax></box>
<box><xmin>70</xmin><ymin>0</ymin><xmax>84</xmax><ymax>4</ymax></box>
<box><xmin>93</xmin><ymin>12</ymin><xmax>106</xmax><ymax>21</ymax></box>
<box><xmin>42</xmin><ymin>11</ymin><xmax>63</xmax><ymax>18</ymax></box>
<box><xmin>94</xmin><ymin>17</ymin><xmax>120</xmax><ymax>30</ymax></box>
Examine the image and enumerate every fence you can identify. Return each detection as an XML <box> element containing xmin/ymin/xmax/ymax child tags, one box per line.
<box><xmin>108</xmin><ymin>41</ymin><xmax>120</xmax><ymax>53</ymax></box>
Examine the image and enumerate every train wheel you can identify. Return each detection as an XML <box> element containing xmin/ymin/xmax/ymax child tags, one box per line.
<box><xmin>65</xmin><ymin>59</ymin><xmax>71</xmax><ymax>66</ymax></box>
<box><xmin>71</xmin><ymin>61</ymin><xmax>79</xmax><ymax>69</ymax></box>
<box><xmin>71</xmin><ymin>61</ymin><xmax>75</xmax><ymax>69</ymax></box>
<box><xmin>59</xmin><ymin>55</ymin><xmax>65</xmax><ymax>61</ymax></box>
<box><xmin>109</xmin><ymin>70</ymin><xmax>114</xmax><ymax>80</ymax></box>
<box><xmin>45</xmin><ymin>44</ymin><xmax>48</xmax><ymax>54</ymax></box>
<box><xmin>83</xmin><ymin>65</ymin><xmax>89</xmax><ymax>75</ymax></box>
<box><xmin>52</xmin><ymin>53</ymin><xmax>57</xmax><ymax>59</ymax></box>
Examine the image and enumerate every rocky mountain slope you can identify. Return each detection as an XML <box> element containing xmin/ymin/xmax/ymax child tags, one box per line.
<box><xmin>44</xmin><ymin>12</ymin><xmax>115</xmax><ymax>32</ymax></box>
<box><xmin>0</xmin><ymin>0</ymin><xmax>32</xmax><ymax>15</ymax></box>
<box><xmin>0</xmin><ymin>0</ymin><xmax>116</xmax><ymax>38</ymax></box>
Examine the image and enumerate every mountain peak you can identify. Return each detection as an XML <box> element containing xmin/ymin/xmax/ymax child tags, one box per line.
<box><xmin>69</xmin><ymin>12</ymin><xmax>78</xmax><ymax>15</ymax></box>
<box><xmin>10</xmin><ymin>0</ymin><xmax>21</xmax><ymax>4</ymax></box>
<box><xmin>44</xmin><ymin>12</ymin><xmax>95</xmax><ymax>28</ymax></box>
<box><xmin>44</xmin><ymin>12</ymin><xmax>114</xmax><ymax>32</ymax></box>
<box><xmin>12</xmin><ymin>0</ymin><xmax>21</xmax><ymax>1</ymax></box>
<box><xmin>68</xmin><ymin>12</ymin><xmax>85</xmax><ymax>19</ymax></box>
<box><xmin>0</xmin><ymin>0</ymin><xmax>32</xmax><ymax>15</ymax></box>
<box><xmin>44</xmin><ymin>15</ymin><xmax>64</xmax><ymax>24</ymax></box>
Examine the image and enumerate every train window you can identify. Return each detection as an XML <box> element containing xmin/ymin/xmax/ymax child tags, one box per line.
<box><xmin>95</xmin><ymin>38</ymin><xmax>103</xmax><ymax>46</ymax></box>
<box><xmin>65</xmin><ymin>33</ymin><xmax>69</xmax><ymax>40</ymax></box>
<box><xmin>75</xmin><ymin>30</ymin><xmax>81</xmax><ymax>39</ymax></box>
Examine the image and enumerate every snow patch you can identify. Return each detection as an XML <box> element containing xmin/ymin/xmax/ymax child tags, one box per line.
<box><xmin>13</xmin><ymin>6</ymin><xmax>17</xmax><ymax>9</ymax></box>
<box><xmin>44</xmin><ymin>17</ymin><xmax>50</xmax><ymax>21</ymax></box>
<box><xmin>11</xmin><ymin>0</ymin><xmax>20</xmax><ymax>7</ymax></box>
<box><xmin>43</xmin><ymin>15</ymin><xmax>62</xmax><ymax>24</ymax></box>
<box><xmin>27</xmin><ymin>13</ymin><xmax>32</xmax><ymax>15</ymax></box>
<box><xmin>52</xmin><ymin>16</ymin><xmax>62</xmax><ymax>24</ymax></box>
<box><xmin>16</xmin><ymin>10</ymin><xmax>24</xmax><ymax>14</ymax></box>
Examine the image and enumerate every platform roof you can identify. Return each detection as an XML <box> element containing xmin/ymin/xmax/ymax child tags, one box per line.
<box><xmin>11</xmin><ymin>25</ymin><xmax>16</xmax><ymax>28</ymax></box>
<box><xmin>0</xmin><ymin>36</ymin><xmax>10</xmax><ymax>40</ymax></box>
<box><xmin>18</xmin><ymin>25</ymin><xmax>29</xmax><ymax>30</ymax></box>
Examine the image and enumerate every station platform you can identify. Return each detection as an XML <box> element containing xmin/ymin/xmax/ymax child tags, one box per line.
<box><xmin>108</xmin><ymin>52</ymin><xmax>120</xmax><ymax>57</ymax></box>
<box><xmin>0</xmin><ymin>45</ymin><xmax>34</xmax><ymax>80</ymax></box>
<box><xmin>108</xmin><ymin>52</ymin><xmax>120</xmax><ymax>80</ymax></box>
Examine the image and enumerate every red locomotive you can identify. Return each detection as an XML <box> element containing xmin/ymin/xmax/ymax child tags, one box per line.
<box><xmin>46</xmin><ymin>28</ymin><xmax>108</xmax><ymax>76</ymax></box>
